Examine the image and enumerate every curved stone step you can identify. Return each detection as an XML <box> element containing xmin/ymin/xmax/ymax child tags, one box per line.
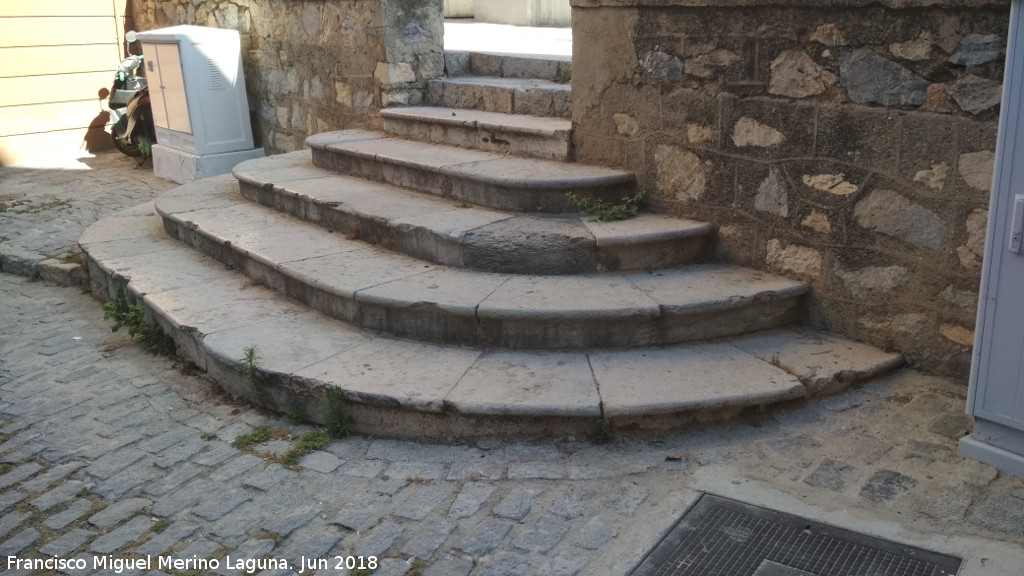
<box><xmin>233</xmin><ymin>151</ymin><xmax>711</xmax><ymax>275</ymax></box>
<box><xmin>79</xmin><ymin>201</ymin><xmax>903</xmax><ymax>439</ymax></box>
<box><xmin>426</xmin><ymin>75</ymin><xmax>571</xmax><ymax>118</ymax></box>
<box><xmin>154</xmin><ymin>176</ymin><xmax>808</xmax><ymax>350</ymax></box>
<box><xmin>307</xmin><ymin>130</ymin><xmax>630</xmax><ymax>212</ymax></box>
<box><xmin>381</xmin><ymin>106</ymin><xmax>572</xmax><ymax>160</ymax></box>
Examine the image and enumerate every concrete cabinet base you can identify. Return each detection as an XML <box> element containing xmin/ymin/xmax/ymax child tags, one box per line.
<box><xmin>960</xmin><ymin>420</ymin><xmax>1024</xmax><ymax>479</ymax></box>
<box><xmin>153</xmin><ymin>144</ymin><xmax>264</xmax><ymax>184</ymax></box>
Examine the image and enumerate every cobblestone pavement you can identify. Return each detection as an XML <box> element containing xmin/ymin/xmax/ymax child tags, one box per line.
<box><xmin>0</xmin><ymin>152</ymin><xmax>175</xmax><ymax>279</ymax></box>
<box><xmin>2</xmin><ymin>153</ymin><xmax>1024</xmax><ymax>576</ymax></box>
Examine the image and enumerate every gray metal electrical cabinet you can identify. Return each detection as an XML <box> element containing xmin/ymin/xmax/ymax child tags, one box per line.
<box><xmin>136</xmin><ymin>25</ymin><xmax>263</xmax><ymax>183</ymax></box>
<box><xmin>960</xmin><ymin>0</ymin><xmax>1024</xmax><ymax>478</ymax></box>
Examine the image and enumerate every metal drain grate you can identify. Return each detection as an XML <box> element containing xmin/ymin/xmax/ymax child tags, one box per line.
<box><xmin>629</xmin><ymin>494</ymin><xmax>962</xmax><ymax>576</ymax></box>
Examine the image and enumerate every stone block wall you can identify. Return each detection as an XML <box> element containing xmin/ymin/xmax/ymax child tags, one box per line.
<box><xmin>571</xmin><ymin>0</ymin><xmax>1011</xmax><ymax>377</ymax></box>
<box><xmin>130</xmin><ymin>0</ymin><xmax>443</xmax><ymax>153</ymax></box>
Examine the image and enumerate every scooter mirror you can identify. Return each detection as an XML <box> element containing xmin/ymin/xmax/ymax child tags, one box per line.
<box><xmin>125</xmin><ymin>31</ymin><xmax>137</xmax><ymax>43</ymax></box>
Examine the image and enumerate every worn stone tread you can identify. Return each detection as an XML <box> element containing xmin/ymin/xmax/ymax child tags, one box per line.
<box><xmin>80</xmin><ymin>203</ymin><xmax>902</xmax><ymax>438</ymax></box>
<box><xmin>307</xmin><ymin>130</ymin><xmax>629</xmax><ymax>212</ymax></box>
<box><xmin>381</xmin><ymin>106</ymin><xmax>572</xmax><ymax>160</ymax></box>
<box><xmin>153</xmin><ymin>175</ymin><xmax>805</xmax><ymax>349</ymax></box>
<box><xmin>232</xmin><ymin>151</ymin><xmax>712</xmax><ymax>274</ymax></box>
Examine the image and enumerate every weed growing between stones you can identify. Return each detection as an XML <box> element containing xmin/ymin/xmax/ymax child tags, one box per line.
<box><xmin>0</xmin><ymin>197</ymin><xmax>72</xmax><ymax>214</ymax></box>
<box><xmin>321</xmin><ymin>388</ymin><xmax>354</xmax><ymax>438</ymax></box>
<box><xmin>0</xmin><ymin>463</ymin><xmax>11</xmax><ymax>475</ymax></box>
<box><xmin>279</xmin><ymin>430</ymin><xmax>331</xmax><ymax>467</ymax></box>
<box><xmin>150</xmin><ymin>518</ymin><xmax>172</xmax><ymax>533</ymax></box>
<box><xmin>239</xmin><ymin>345</ymin><xmax>274</xmax><ymax>409</ymax></box>
<box><xmin>595</xmin><ymin>416</ymin><xmax>614</xmax><ymax>443</ymax></box>
<box><xmin>566</xmin><ymin>189</ymin><xmax>648</xmax><ymax>222</ymax></box>
<box><xmin>283</xmin><ymin>402</ymin><xmax>305</xmax><ymax>423</ymax></box>
<box><xmin>553</xmin><ymin>63</ymin><xmax>572</xmax><ymax>84</ymax></box>
<box><xmin>404</xmin><ymin>557</ymin><xmax>429</xmax><ymax>576</ymax></box>
<box><xmin>231</xmin><ymin>425</ymin><xmax>273</xmax><ymax>451</ymax></box>
<box><xmin>102</xmin><ymin>288</ymin><xmax>175</xmax><ymax>355</ymax></box>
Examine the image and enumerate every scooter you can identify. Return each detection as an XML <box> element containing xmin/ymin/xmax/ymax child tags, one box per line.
<box><xmin>109</xmin><ymin>31</ymin><xmax>156</xmax><ymax>158</ymax></box>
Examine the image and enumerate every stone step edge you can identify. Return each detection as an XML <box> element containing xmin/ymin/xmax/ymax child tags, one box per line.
<box><xmin>444</xmin><ymin>50</ymin><xmax>572</xmax><ymax>80</ymax></box>
<box><xmin>425</xmin><ymin>76</ymin><xmax>571</xmax><ymax>120</ymax></box>
<box><xmin>79</xmin><ymin>203</ymin><xmax>904</xmax><ymax>439</ymax></box>
<box><xmin>381</xmin><ymin>106</ymin><xmax>572</xmax><ymax>161</ymax></box>
<box><xmin>381</xmin><ymin>107</ymin><xmax>572</xmax><ymax>138</ymax></box>
<box><xmin>306</xmin><ymin>130</ymin><xmax>632</xmax><ymax>213</ymax></box>
<box><xmin>155</xmin><ymin>178</ymin><xmax>810</xmax><ymax>350</ymax></box>
<box><xmin>232</xmin><ymin>151</ymin><xmax>713</xmax><ymax>275</ymax></box>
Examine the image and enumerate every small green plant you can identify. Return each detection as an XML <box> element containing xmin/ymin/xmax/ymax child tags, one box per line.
<box><xmin>151</xmin><ymin>518</ymin><xmax>172</xmax><ymax>533</ymax></box>
<box><xmin>595</xmin><ymin>416</ymin><xmax>614</xmax><ymax>443</ymax></box>
<box><xmin>406</xmin><ymin>558</ymin><xmax>428</xmax><ymax>576</ymax></box>
<box><xmin>352</xmin><ymin>567</ymin><xmax>377</xmax><ymax>576</ymax></box>
<box><xmin>0</xmin><ymin>464</ymin><xmax>12</xmax><ymax>475</ymax></box>
<box><xmin>102</xmin><ymin>288</ymin><xmax>175</xmax><ymax>355</ymax></box>
<box><xmin>769</xmin><ymin>353</ymin><xmax>782</xmax><ymax>367</ymax></box>
<box><xmin>280</xmin><ymin>430</ymin><xmax>331</xmax><ymax>467</ymax></box>
<box><xmin>566</xmin><ymin>189</ymin><xmax>649</xmax><ymax>222</ymax></box>
<box><xmin>239</xmin><ymin>345</ymin><xmax>274</xmax><ymax>408</ymax></box>
<box><xmin>200</xmin><ymin>431</ymin><xmax>217</xmax><ymax>441</ymax></box>
<box><xmin>321</xmin><ymin>388</ymin><xmax>353</xmax><ymax>438</ymax></box>
<box><xmin>232</xmin><ymin>425</ymin><xmax>273</xmax><ymax>450</ymax></box>
<box><xmin>283</xmin><ymin>402</ymin><xmax>306</xmax><ymax>423</ymax></box>
<box><xmin>553</xmin><ymin>64</ymin><xmax>572</xmax><ymax>84</ymax></box>
<box><xmin>103</xmin><ymin>288</ymin><xmax>144</xmax><ymax>335</ymax></box>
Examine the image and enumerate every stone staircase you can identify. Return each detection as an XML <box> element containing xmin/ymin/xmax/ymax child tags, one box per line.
<box><xmin>80</xmin><ymin>52</ymin><xmax>902</xmax><ymax>440</ymax></box>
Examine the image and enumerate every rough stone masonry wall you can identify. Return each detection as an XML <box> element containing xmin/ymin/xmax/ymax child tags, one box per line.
<box><xmin>570</xmin><ymin>0</ymin><xmax>1011</xmax><ymax>377</ymax></box>
<box><xmin>131</xmin><ymin>0</ymin><xmax>443</xmax><ymax>153</ymax></box>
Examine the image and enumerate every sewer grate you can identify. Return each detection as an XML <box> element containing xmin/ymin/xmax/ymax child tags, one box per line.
<box><xmin>629</xmin><ymin>494</ymin><xmax>962</xmax><ymax>576</ymax></box>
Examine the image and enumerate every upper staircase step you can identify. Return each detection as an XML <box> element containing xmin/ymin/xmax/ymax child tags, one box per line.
<box><xmin>154</xmin><ymin>174</ymin><xmax>809</xmax><ymax>350</ymax></box>
<box><xmin>234</xmin><ymin>151</ymin><xmax>712</xmax><ymax>274</ymax></box>
<box><xmin>306</xmin><ymin>130</ymin><xmax>632</xmax><ymax>212</ymax></box>
<box><xmin>80</xmin><ymin>201</ymin><xmax>903</xmax><ymax>439</ymax></box>
<box><xmin>426</xmin><ymin>76</ymin><xmax>571</xmax><ymax>119</ymax></box>
<box><xmin>381</xmin><ymin>106</ymin><xmax>572</xmax><ymax>160</ymax></box>
<box><xmin>443</xmin><ymin>51</ymin><xmax>571</xmax><ymax>81</ymax></box>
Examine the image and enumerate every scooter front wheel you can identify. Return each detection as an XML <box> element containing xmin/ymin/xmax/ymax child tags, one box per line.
<box><xmin>111</xmin><ymin>130</ymin><xmax>144</xmax><ymax>157</ymax></box>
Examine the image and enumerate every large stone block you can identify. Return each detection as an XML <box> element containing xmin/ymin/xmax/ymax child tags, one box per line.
<box><xmin>838</xmin><ymin>48</ymin><xmax>929</xmax><ymax>107</ymax></box>
<box><xmin>854</xmin><ymin>189</ymin><xmax>946</xmax><ymax>250</ymax></box>
<box><xmin>654</xmin><ymin>145</ymin><xmax>707</xmax><ymax>205</ymax></box>
<box><xmin>766</xmin><ymin>239</ymin><xmax>823</xmax><ymax>281</ymax></box>
<box><xmin>769</xmin><ymin>48</ymin><xmax>838</xmax><ymax>98</ymax></box>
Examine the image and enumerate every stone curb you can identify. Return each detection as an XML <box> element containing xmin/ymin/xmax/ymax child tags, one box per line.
<box><xmin>0</xmin><ymin>249</ymin><xmax>85</xmax><ymax>287</ymax></box>
<box><xmin>232</xmin><ymin>150</ymin><xmax>712</xmax><ymax>275</ymax></box>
